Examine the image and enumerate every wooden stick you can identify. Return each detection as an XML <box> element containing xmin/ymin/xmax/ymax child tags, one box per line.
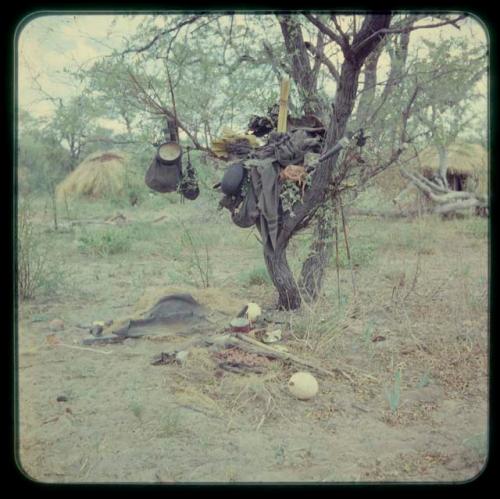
<box><xmin>57</xmin><ymin>343</ymin><xmax>113</xmax><ymax>355</ymax></box>
<box><xmin>339</xmin><ymin>197</ymin><xmax>357</xmax><ymax>298</ymax></box>
<box><xmin>277</xmin><ymin>77</ymin><xmax>290</xmax><ymax>133</ymax></box>
<box><xmin>232</xmin><ymin>333</ymin><xmax>354</xmax><ymax>382</ymax></box>
<box><xmin>334</xmin><ymin>216</ymin><xmax>341</xmax><ymax>306</ymax></box>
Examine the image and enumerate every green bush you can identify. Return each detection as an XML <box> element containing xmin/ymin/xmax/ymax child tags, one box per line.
<box><xmin>77</xmin><ymin>226</ymin><xmax>131</xmax><ymax>256</ymax></box>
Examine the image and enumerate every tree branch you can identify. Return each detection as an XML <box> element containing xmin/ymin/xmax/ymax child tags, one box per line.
<box><xmin>352</xmin><ymin>15</ymin><xmax>467</xmax><ymax>53</ymax></box>
<box><xmin>303</xmin><ymin>14</ymin><xmax>348</xmax><ymax>49</ymax></box>
<box><xmin>304</xmin><ymin>40</ymin><xmax>340</xmax><ymax>81</ymax></box>
<box><xmin>121</xmin><ymin>15</ymin><xmax>202</xmax><ymax>55</ymax></box>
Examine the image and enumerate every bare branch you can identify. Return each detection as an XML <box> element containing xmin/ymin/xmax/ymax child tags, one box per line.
<box><xmin>352</xmin><ymin>15</ymin><xmax>467</xmax><ymax>53</ymax></box>
<box><xmin>304</xmin><ymin>40</ymin><xmax>340</xmax><ymax>81</ymax></box>
<box><xmin>303</xmin><ymin>14</ymin><xmax>347</xmax><ymax>49</ymax></box>
<box><xmin>331</xmin><ymin>15</ymin><xmax>350</xmax><ymax>46</ymax></box>
<box><xmin>121</xmin><ymin>15</ymin><xmax>202</xmax><ymax>55</ymax></box>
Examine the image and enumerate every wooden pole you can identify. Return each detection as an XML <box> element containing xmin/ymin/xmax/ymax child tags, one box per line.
<box><xmin>277</xmin><ymin>77</ymin><xmax>290</xmax><ymax>133</ymax></box>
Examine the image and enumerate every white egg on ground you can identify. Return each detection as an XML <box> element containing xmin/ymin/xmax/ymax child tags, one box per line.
<box><xmin>288</xmin><ymin>372</ymin><xmax>319</xmax><ymax>400</ymax></box>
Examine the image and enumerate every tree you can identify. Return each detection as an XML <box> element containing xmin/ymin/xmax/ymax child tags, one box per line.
<box><xmin>69</xmin><ymin>13</ymin><xmax>485</xmax><ymax>309</ymax></box>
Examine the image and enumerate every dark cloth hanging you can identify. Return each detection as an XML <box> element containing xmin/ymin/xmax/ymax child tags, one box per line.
<box><xmin>145</xmin><ymin>157</ymin><xmax>182</xmax><ymax>193</ymax></box>
<box><xmin>231</xmin><ymin>159</ymin><xmax>280</xmax><ymax>251</ymax></box>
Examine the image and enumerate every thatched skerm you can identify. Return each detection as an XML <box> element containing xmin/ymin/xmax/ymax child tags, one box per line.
<box><xmin>410</xmin><ymin>142</ymin><xmax>487</xmax><ymax>194</ymax></box>
<box><xmin>56</xmin><ymin>151</ymin><xmax>128</xmax><ymax>200</ymax></box>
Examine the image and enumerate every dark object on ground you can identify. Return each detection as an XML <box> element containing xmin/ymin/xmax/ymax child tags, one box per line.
<box><xmin>151</xmin><ymin>352</ymin><xmax>177</xmax><ymax>365</ymax></box>
<box><xmin>115</xmin><ymin>294</ymin><xmax>208</xmax><ymax>338</ymax></box>
<box><xmin>90</xmin><ymin>324</ymin><xmax>103</xmax><ymax>337</ymax></box>
<box><xmin>56</xmin><ymin>395</ymin><xmax>68</xmax><ymax>402</ymax></box>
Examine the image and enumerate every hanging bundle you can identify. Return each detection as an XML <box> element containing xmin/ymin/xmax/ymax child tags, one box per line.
<box><xmin>178</xmin><ymin>147</ymin><xmax>200</xmax><ymax>201</ymax></box>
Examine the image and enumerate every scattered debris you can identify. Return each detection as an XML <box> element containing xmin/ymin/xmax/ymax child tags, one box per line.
<box><xmin>90</xmin><ymin>322</ymin><xmax>104</xmax><ymax>337</ymax></box>
<box><xmin>49</xmin><ymin>319</ymin><xmax>65</xmax><ymax>331</ymax></box>
<box><xmin>230</xmin><ymin>318</ymin><xmax>252</xmax><ymax>333</ymax></box>
<box><xmin>151</xmin><ymin>349</ymin><xmax>190</xmax><ymax>366</ymax></box>
<box><xmin>151</xmin><ymin>352</ymin><xmax>177</xmax><ymax>366</ymax></box>
<box><xmin>215</xmin><ymin>346</ymin><xmax>270</xmax><ymax>374</ymax></box>
<box><xmin>261</xmin><ymin>329</ymin><xmax>282</xmax><ymax>344</ymax></box>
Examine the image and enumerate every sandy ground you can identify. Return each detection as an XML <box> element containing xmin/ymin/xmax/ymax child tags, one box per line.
<box><xmin>16</xmin><ymin>197</ymin><xmax>488</xmax><ymax>483</ymax></box>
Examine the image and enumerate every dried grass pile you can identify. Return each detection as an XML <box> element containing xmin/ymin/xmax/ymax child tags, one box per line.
<box><xmin>56</xmin><ymin>151</ymin><xmax>128</xmax><ymax>201</ymax></box>
<box><xmin>211</xmin><ymin>128</ymin><xmax>261</xmax><ymax>159</ymax></box>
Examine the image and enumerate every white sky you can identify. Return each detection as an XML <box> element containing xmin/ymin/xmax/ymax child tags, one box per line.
<box><xmin>17</xmin><ymin>13</ymin><xmax>488</xmax><ymax>129</ymax></box>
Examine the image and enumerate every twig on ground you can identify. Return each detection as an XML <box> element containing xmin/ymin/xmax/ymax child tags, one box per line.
<box><xmin>57</xmin><ymin>343</ymin><xmax>113</xmax><ymax>355</ymax></box>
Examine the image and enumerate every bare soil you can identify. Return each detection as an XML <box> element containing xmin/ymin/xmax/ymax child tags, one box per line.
<box><xmin>16</xmin><ymin>195</ymin><xmax>489</xmax><ymax>483</ymax></box>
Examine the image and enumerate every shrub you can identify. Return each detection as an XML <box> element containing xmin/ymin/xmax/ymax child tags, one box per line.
<box><xmin>18</xmin><ymin>199</ymin><xmax>59</xmax><ymax>300</ymax></box>
<box><xmin>77</xmin><ymin>226</ymin><xmax>131</xmax><ymax>256</ymax></box>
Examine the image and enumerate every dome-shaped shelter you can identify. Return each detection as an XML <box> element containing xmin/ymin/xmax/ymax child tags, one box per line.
<box><xmin>56</xmin><ymin>151</ymin><xmax>129</xmax><ymax>201</ymax></box>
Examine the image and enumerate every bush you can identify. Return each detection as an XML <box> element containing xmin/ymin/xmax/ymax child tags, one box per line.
<box><xmin>77</xmin><ymin>226</ymin><xmax>131</xmax><ymax>256</ymax></box>
<box><xmin>18</xmin><ymin>199</ymin><xmax>60</xmax><ymax>300</ymax></box>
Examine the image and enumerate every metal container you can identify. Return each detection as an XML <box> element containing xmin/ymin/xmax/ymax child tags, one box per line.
<box><xmin>157</xmin><ymin>141</ymin><xmax>182</xmax><ymax>165</ymax></box>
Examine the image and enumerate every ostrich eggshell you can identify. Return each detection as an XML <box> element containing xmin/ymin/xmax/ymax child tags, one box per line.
<box><xmin>288</xmin><ymin>372</ymin><xmax>319</xmax><ymax>400</ymax></box>
<box><xmin>246</xmin><ymin>303</ymin><xmax>262</xmax><ymax>322</ymax></box>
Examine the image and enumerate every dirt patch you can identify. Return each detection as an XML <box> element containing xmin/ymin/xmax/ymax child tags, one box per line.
<box><xmin>16</xmin><ymin>201</ymin><xmax>488</xmax><ymax>483</ymax></box>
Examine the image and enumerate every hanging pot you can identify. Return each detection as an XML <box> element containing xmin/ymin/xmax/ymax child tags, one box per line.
<box><xmin>157</xmin><ymin>141</ymin><xmax>182</xmax><ymax>165</ymax></box>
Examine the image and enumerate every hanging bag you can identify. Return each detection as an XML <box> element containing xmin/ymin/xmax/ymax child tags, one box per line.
<box><xmin>145</xmin><ymin>141</ymin><xmax>183</xmax><ymax>193</ymax></box>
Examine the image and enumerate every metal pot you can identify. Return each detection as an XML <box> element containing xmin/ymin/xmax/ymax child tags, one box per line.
<box><xmin>157</xmin><ymin>141</ymin><xmax>182</xmax><ymax>165</ymax></box>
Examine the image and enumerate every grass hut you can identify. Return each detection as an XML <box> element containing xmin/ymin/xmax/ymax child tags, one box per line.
<box><xmin>372</xmin><ymin>142</ymin><xmax>487</xmax><ymax>213</ymax></box>
<box><xmin>410</xmin><ymin>142</ymin><xmax>487</xmax><ymax>196</ymax></box>
<box><xmin>56</xmin><ymin>151</ymin><xmax>128</xmax><ymax>201</ymax></box>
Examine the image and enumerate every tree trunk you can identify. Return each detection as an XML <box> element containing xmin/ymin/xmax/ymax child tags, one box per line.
<box><xmin>298</xmin><ymin>209</ymin><xmax>334</xmax><ymax>301</ymax></box>
<box><xmin>277</xmin><ymin>14</ymin><xmax>322</xmax><ymax>116</ymax></box>
<box><xmin>437</xmin><ymin>144</ymin><xmax>449</xmax><ymax>188</ymax></box>
<box><xmin>356</xmin><ymin>41</ymin><xmax>384</xmax><ymax>125</ymax></box>
<box><xmin>255</xmin><ymin>14</ymin><xmax>393</xmax><ymax>308</ymax></box>
<box><xmin>263</xmin><ymin>241</ymin><xmax>301</xmax><ymax>310</ymax></box>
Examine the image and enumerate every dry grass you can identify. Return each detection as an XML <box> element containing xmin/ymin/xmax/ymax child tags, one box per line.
<box><xmin>56</xmin><ymin>151</ymin><xmax>128</xmax><ymax>201</ymax></box>
<box><xmin>410</xmin><ymin>142</ymin><xmax>487</xmax><ymax>177</ymax></box>
<box><xmin>17</xmin><ymin>188</ymin><xmax>488</xmax><ymax>483</ymax></box>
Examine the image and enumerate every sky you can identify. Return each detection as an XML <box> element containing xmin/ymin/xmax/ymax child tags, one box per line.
<box><xmin>17</xmin><ymin>13</ymin><xmax>488</xmax><ymax>132</ymax></box>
